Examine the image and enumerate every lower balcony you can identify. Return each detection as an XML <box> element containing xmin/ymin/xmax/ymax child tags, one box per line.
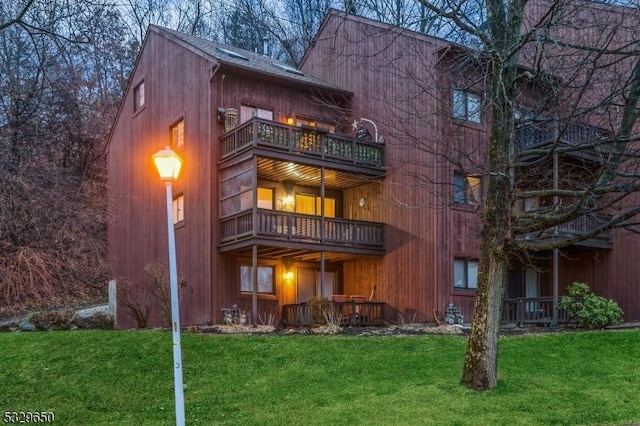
<box><xmin>220</xmin><ymin>209</ymin><xmax>385</xmax><ymax>257</ymax></box>
<box><xmin>282</xmin><ymin>300</ymin><xmax>387</xmax><ymax>327</ymax></box>
<box><xmin>503</xmin><ymin>297</ymin><xmax>569</xmax><ymax>327</ymax></box>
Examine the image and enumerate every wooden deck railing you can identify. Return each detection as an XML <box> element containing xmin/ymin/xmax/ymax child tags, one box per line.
<box><xmin>282</xmin><ymin>302</ymin><xmax>386</xmax><ymax>327</ymax></box>
<box><xmin>519</xmin><ymin>213</ymin><xmax>612</xmax><ymax>246</ymax></box>
<box><xmin>503</xmin><ymin>297</ymin><xmax>569</xmax><ymax>326</ymax></box>
<box><xmin>221</xmin><ymin>209</ymin><xmax>385</xmax><ymax>249</ymax></box>
<box><xmin>220</xmin><ymin>118</ymin><xmax>385</xmax><ymax>168</ymax></box>
<box><xmin>515</xmin><ymin>121</ymin><xmax>611</xmax><ymax>153</ymax></box>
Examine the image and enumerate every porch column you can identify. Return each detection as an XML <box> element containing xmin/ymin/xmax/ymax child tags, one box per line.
<box><xmin>252</xmin><ymin>244</ymin><xmax>258</xmax><ymax>326</ymax></box>
<box><xmin>320</xmin><ymin>251</ymin><xmax>326</xmax><ymax>297</ymax></box>
<box><xmin>252</xmin><ymin>155</ymin><xmax>258</xmax><ymax>327</ymax></box>
<box><xmin>320</xmin><ymin>166</ymin><xmax>325</xmax><ymax>243</ymax></box>
<box><xmin>320</xmin><ymin>167</ymin><xmax>325</xmax><ymax>296</ymax></box>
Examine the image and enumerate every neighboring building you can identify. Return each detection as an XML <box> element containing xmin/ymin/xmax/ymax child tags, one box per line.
<box><xmin>108</xmin><ymin>7</ymin><xmax>640</xmax><ymax>328</ymax></box>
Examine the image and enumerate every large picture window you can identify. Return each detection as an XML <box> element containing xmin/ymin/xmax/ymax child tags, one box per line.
<box><xmin>453</xmin><ymin>89</ymin><xmax>481</xmax><ymax>123</ymax></box>
<box><xmin>454</xmin><ymin>258</ymin><xmax>478</xmax><ymax>290</ymax></box>
<box><xmin>240</xmin><ymin>265</ymin><xmax>274</xmax><ymax>294</ymax></box>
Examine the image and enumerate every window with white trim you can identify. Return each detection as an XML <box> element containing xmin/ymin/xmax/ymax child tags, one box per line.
<box><xmin>133</xmin><ymin>81</ymin><xmax>145</xmax><ymax>112</ymax></box>
<box><xmin>454</xmin><ymin>258</ymin><xmax>478</xmax><ymax>289</ymax></box>
<box><xmin>172</xmin><ymin>194</ymin><xmax>184</xmax><ymax>224</ymax></box>
<box><xmin>240</xmin><ymin>265</ymin><xmax>275</xmax><ymax>294</ymax></box>
<box><xmin>453</xmin><ymin>89</ymin><xmax>481</xmax><ymax>123</ymax></box>
<box><xmin>171</xmin><ymin>119</ymin><xmax>185</xmax><ymax>150</ymax></box>
<box><xmin>240</xmin><ymin>105</ymin><xmax>273</xmax><ymax>123</ymax></box>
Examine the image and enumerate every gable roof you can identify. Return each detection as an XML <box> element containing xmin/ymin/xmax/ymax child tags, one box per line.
<box><xmin>151</xmin><ymin>25</ymin><xmax>351</xmax><ymax>95</ymax></box>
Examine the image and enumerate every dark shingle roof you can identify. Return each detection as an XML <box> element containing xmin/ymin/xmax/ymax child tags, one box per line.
<box><xmin>151</xmin><ymin>26</ymin><xmax>350</xmax><ymax>95</ymax></box>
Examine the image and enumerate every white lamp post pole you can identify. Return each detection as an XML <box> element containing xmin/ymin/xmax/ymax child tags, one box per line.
<box><xmin>164</xmin><ymin>180</ymin><xmax>185</xmax><ymax>426</ymax></box>
<box><xmin>152</xmin><ymin>147</ymin><xmax>185</xmax><ymax>426</ymax></box>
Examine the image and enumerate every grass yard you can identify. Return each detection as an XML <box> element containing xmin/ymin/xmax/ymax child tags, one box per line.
<box><xmin>1</xmin><ymin>329</ymin><xmax>639</xmax><ymax>425</ymax></box>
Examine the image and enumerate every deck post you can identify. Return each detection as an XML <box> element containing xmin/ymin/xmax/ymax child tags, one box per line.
<box><xmin>552</xmin><ymin>152</ymin><xmax>559</xmax><ymax>327</ymax></box>
<box><xmin>252</xmin><ymin>244</ymin><xmax>258</xmax><ymax>326</ymax></box>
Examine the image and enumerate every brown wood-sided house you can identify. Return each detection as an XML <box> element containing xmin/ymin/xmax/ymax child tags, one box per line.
<box><xmin>108</xmin><ymin>6</ymin><xmax>640</xmax><ymax>328</ymax></box>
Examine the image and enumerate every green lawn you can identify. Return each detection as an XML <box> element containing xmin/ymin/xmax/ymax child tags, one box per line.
<box><xmin>1</xmin><ymin>329</ymin><xmax>639</xmax><ymax>425</ymax></box>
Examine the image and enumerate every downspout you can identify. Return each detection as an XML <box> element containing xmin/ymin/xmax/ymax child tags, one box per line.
<box><xmin>209</xmin><ymin>63</ymin><xmax>220</xmax><ymax>325</ymax></box>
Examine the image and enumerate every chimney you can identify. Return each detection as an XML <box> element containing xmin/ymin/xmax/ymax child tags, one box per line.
<box><xmin>262</xmin><ymin>36</ymin><xmax>270</xmax><ymax>56</ymax></box>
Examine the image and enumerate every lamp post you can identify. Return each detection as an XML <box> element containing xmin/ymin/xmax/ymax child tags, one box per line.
<box><xmin>152</xmin><ymin>146</ymin><xmax>185</xmax><ymax>426</ymax></box>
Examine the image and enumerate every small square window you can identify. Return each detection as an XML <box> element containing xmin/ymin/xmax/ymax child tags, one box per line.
<box><xmin>172</xmin><ymin>194</ymin><xmax>184</xmax><ymax>224</ymax></box>
<box><xmin>171</xmin><ymin>119</ymin><xmax>185</xmax><ymax>150</ymax></box>
<box><xmin>454</xmin><ymin>258</ymin><xmax>478</xmax><ymax>290</ymax></box>
<box><xmin>133</xmin><ymin>81</ymin><xmax>145</xmax><ymax>112</ymax></box>
<box><xmin>240</xmin><ymin>265</ymin><xmax>274</xmax><ymax>294</ymax></box>
<box><xmin>452</xmin><ymin>88</ymin><xmax>481</xmax><ymax>123</ymax></box>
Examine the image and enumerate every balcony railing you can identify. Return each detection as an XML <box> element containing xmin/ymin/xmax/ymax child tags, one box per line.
<box><xmin>519</xmin><ymin>213</ymin><xmax>612</xmax><ymax>247</ymax></box>
<box><xmin>515</xmin><ymin>121</ymin><xmax>611</xmax><ymax>154</ymax></box>
<box><xmin>282</xmin><ymin>301</ymin><xmax>386</xmax><ymax>327</ymax></box>
<box><xmin>503</xmin><ymin>297</ymin><xmax>569</xmax><ymax>326</ymax></box>
<box><xmin>220</xmin><ymin>209</ymin><xmax>385</xmax><ymax>249</ymax></box>
<box><xmin>220</xmin><ymin>118</ymin><xmax>384</xmax><ymax>168</ymax></box>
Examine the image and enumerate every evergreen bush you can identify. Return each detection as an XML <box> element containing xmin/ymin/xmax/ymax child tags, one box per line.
<box><xmin>559</xmin><ymin>282</ymin><xmax>623</xmax><ymax>329</ymax></box>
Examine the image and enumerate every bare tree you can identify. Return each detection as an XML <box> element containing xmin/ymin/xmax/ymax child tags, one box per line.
<box><xmin>0</xmin><ymin>0</ymin><xmax>35</xmax><ymax>32</ymax></box>
<box><xmin>0</xmin><ymin>0</ymin><xmax>133</xmax><ymax>316</ymax></box>
<box><xmin>405</xmin><ymin>0</ymin><xmax>640</xmax><ymax>389</ymax></box>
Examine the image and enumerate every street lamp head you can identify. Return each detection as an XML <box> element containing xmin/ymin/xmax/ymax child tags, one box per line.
<box><xmin>152</xmin><ymin>146</ymin><xmax>183</xmax><ymax>181</ymax></box>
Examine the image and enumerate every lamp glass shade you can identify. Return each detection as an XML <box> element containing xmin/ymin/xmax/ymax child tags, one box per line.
<box><xmin>152</xmin><ymin>147</ymin><xmax>183</xmax><ymax>181</ymax></box>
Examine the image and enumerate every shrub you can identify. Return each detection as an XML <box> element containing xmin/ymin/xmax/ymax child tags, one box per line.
<box><xmin>307</xmin><ymin>296</ymin><xmax>330</xmax><ymax>325</ymax></box>
<box><xmin>559</xmin><ymin>282</ymin><xmax>623</xmax><ymax>329</ymax></box>
<box><xmin>144</xmin><ymin>261</ymin><xmax>187</xmax><ymax>328</ymax></box>
<box><xmin>28</xmin><ymin>309</ymin><xmax>76</xmax><ymax>330</ymax></box>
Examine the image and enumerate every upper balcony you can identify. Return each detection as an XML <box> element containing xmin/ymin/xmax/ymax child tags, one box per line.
<box><xmin>220</xmin><ymin>118</ymin><xmax>385</xmax><ymax>175</ymax></box>
<box><xmin>518</xmin><ymin>213</ymin><xmax>613</xmax><ymax>250</ymax></box>
<box><xmin>515</xmin><ymin>121</ymin><xmax>611</xmax><ymax>161</ymax></box>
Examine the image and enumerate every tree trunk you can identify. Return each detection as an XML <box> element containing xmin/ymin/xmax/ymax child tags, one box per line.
<box><xmin>461</xmin><ymin>238</ymin><xmax>508</xmax><ymax>389</ymax></box>
<box><xmin>461</xmin><ymin>36</ymin><xmax>517</xmax><ymax>389</ymax></box>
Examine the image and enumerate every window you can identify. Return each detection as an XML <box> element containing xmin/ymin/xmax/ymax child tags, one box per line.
<box><xmin>133</xmin><ymin>81</ymin><xmax>145</xmax><ymax>112</ymax></box>
<box><xmin>295</xmin><ymin>117</ymin><xmax>336</xmax><ymax>133</ymax></box>
<box><xmin>257</xmin><ymin>187</ymin><xmax>274</xmax><ymax>209</ymax></box>
<box><xmin>171</xmin><ymin>119</ymin><xmax>185</xmax><ymax>150</ymax></box>
<box><xmin>453</xmin><ymin>89</ymin><xmax>481</xmax><ymax>123</ymax></box>
<box><xmin>240</xmin><ymin>105</ymin><xmax>273</xmax><ymax>123</ymax></box>
<box><xmin>453</xmin><ymin>172</ymin><xmax>481</xmax><ymax>205</ymax></box>
<box><xmin>454</xmin><ymin>258</ymin><xmax>478</xmax><ymax>289</ymax></box>
<box><xmin>295</xmin><ymin>193</ymin><xmax>335</xmax><ymax>217</ymax></box>
<box><xmin>172</xmin><ymin>194</ymin><xmax>184</xmax><ymax>224</ymax></box>
<box><xmin>240</xmin><ymin>265</ymin><xmax>274</xmax><ymax>294</ymax></box>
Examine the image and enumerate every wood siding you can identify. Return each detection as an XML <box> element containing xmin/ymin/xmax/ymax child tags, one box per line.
<box><xmin>302</xmin><ymin>11</ymin><xmax>640</xmax><ymax>322</ymax></box>
<box><xmin>110</xmin><ymin>10</ymin><xmax>640</xmax><ymax>328</ymax></box>
<box><xmin>108</xmin><ymin>30</ymin><xmax>214</xmax><ymax>327</ymax></box>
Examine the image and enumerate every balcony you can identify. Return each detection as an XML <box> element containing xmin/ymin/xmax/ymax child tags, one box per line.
<box><xmin>518</xmin><ymin>213</ymin><xmax>613</xmax><ymax>249</ymax></box>
<box><xmin>502</xmin><ymin>297</ymin><xmax>569</xmax><ymax>326</ymax></box>
<box><xmin>220</xmin><ymin>118</ymin><xmax>384</xmax><ymax>169</ymax></box>
<box><xmin>515</xmin><ymin>121</ymin><xmax>611</xmax><ymax>158</ymax></box>
<box><xmin>282</xmin><ymin>301</ymin><xmax>386</xmax><ymax>327</ymax></box>
<box><xmin>220</xmin><ymin>209</ymin><xmax>385</xmax><ymax>256</ymax></box>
